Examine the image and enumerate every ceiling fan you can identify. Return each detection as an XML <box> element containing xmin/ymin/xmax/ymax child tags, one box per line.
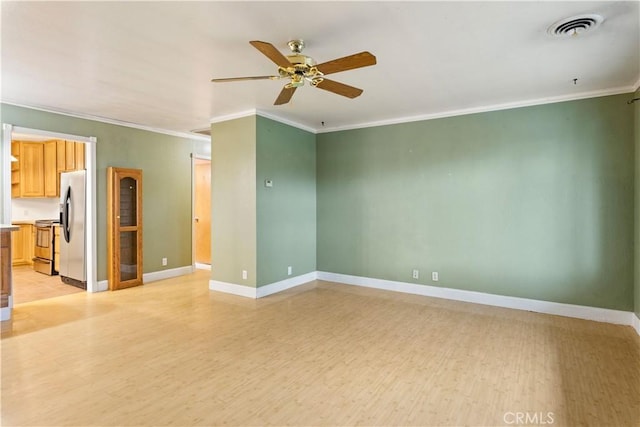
<box><xmin>211</xmin><ymin>40</ymin><xmax>376</xmax><ymax>105</ymax></box>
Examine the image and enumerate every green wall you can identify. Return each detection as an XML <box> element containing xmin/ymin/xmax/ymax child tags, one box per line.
<box><xmin>317</xmin><ymin>94</ymin><xmax>635</xmax><ymax>311</ymax></box>
<box><xmin>256</xmin><ymin>116</ymin><xmax>316</xmax><ymax>286</ymax></box>
<box><xmin>210</xmin><ymin>115</ymin><xmax>317</xmax><ymax>288</ymax></box>
<box><xmin>1</xmin><ymin>103</ymin><xmax>207</xmax><ymax>281</ymax></box>
<box><xmin>635</xmin><ymin>88</ymin><xmax>640</xmax><ymax>319</ymax></box>
<box><xmin>211</xmin><ymin>116</ymin><xmax>257</xmax><ymax>286</ymax></box>
<box><xmin>4</xmin><ymin>93</ymin><xmax>636</xmax><ymax>313</ymax></box>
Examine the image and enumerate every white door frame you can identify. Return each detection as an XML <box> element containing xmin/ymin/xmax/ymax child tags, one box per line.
<box><xmin>1</xmin><ymin>124</ymin><xmax>98</xmax><ymax>320</ymax></box>
<box><xmin>191</xmin><ymin>153</ymin><xmax>211</xmax><ymax>271</ymax></box>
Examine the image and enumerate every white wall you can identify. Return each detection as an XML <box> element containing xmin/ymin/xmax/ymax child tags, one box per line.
<box><xmin>12</xmin><ymin>198</ymin><xmax>59</xmax><ymax>221</ymax></box>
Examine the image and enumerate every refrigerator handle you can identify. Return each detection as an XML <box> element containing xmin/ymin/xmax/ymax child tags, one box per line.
<box><xmin>63</xmin><ymin>186</ymin><xmax>71</xmax><ymax>243</ymax></box>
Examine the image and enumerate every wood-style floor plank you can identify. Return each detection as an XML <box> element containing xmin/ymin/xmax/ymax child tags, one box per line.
<box><xmin>1</xmin><ymin>269</ymin><xmax>639</xmax><ymax>426</ymax></box>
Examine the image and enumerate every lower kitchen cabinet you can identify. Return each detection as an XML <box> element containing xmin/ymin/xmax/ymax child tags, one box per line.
<box><xmin>11</xmin><ymin>223</ymin><xmax>34</xmax><ymax>266</ymax></box>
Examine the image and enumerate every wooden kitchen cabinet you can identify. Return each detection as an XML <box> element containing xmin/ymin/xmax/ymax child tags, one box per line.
<box><xmin>1</xmin><ymin>227</ymin><xmax>17</xmax><ymax>311</ymax></box>
<box><xmin>65</xmin><ymin>141</ymin><xmax>76</xmax><ymax>170</ymax></box>
<box><xmin>75</xmin><ymin>142</ymin><xmax>85</xmax><ymax>170</ymax></box>
<box><xmin>56</xmin><ymin>140</ymin><xmax>66</xmax><ymax>172</ymax></box>
<box><xmin>12</xmin><ymin>139</ymin><xmax>85</xmax><ymax>198</ymax></box>
<box><xmin>16</xmin><ymin>142</ymin><xmax>45</xmax><ymax>197</ymax></box>
<box><xmin>11</xmin><ymin>143</ymin><xmax>20</xmax><ymax>198</ymax></box>
<box><xmin>11</xmin><ymin>223</ymin><xmax>34</xmax><ymax>266</ymax></box>
<box><xmin>44</xmin><ymin>141</ymin><xmax>58</xmax><ymax>197</ymax></box>
<box><xmin>56</xmin><ymin>140</ymin><xmax>85</xmax><ymax>172</ymax></box>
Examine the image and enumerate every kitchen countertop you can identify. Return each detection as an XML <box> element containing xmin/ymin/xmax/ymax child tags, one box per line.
<box><xmin>10</xmin><ymin>220</ymin><xmax>35</xmax><ymax>225</ymax></box>
<box><xmin>0</xmin><ymin>225</ymin><xmax>20</xmax><ymax>231</ymax></box>
<box><xmin>11</xmin><ymin>220</ymin><xmax>60</xmax><ymax>226</ymax></box>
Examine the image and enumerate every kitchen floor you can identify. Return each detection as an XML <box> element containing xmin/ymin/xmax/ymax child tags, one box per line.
<box><xmin>12</xmin><ymin>265</ymin><xmax>83</xmax><ymax>304</ymax></box>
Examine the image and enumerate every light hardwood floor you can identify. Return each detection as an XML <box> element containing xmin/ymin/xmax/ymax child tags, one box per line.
<box><xmin>1</xmin><ymin>269</ymin><xmax>639</xmax><ymax>426</ymax></box>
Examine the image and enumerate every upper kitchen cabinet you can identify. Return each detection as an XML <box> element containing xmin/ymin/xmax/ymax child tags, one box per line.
<box><xmin>57</xmin><ymin>140</ymin><xmax>85</xmax><ymax>172</ymax></box>
<box><xmin>12</xmin><ymin>140</ymin><xmax>85</xmax><ymax>198</ymax></box>
<box><xmin>11</xmin><ymin>143</ymin><xmax>20</xmax><ymax>198</ymax></box>
<box><xmin>44</xmin><ymin>141</ymin><xmax>57</xmax><ymax>197</ymax></box>
<box><xmin>12</xmin><ymin>141</ymin><xmax>47</xmax><ymax>197</ymax></box>
<box><xmin>75</xmin><ymin>142</ymin><xmax>85</xmax><ymax>170</ymax></box>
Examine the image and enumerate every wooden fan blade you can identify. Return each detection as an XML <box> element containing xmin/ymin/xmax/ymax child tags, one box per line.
<box><xmin>211</xmin><ymin>76</ymin><xmax>278</xmax><ymax>82</ymax></box>
<box><xmin>274</xmin><ymin>86</ymin><xmax>297</xmax><ymax>105</ymax></box>
<box><xmin>315</xmin><ymin>79</ymin><xmax>363</xmax><ymax>99</ymax></box>
<box><xmin>250</xmin><ymin>41</ymin><xmax>291</xmax><ymax>68</ymax></box>
<box><xmin>315</xmin><ymin>51</ymin><xmax>376</xmax><ymax>75</ymax></box>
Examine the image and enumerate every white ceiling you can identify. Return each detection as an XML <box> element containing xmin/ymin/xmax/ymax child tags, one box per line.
<box><xmin>2</xmin><ymin>1</ymin><xmax>639</xmax><ymax>135</ymax></box>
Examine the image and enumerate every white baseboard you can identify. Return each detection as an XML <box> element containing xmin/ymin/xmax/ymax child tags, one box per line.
<box><xmin>97</xmin><ymin>280</ymin><xmax>108</xmax><ymax>292</ymax></box>
<box><xmin>144</xmin><ymin>265</ymin><xmax>194</xmax><ymax>283</ymax></box>
<box><xmin>210</xmin><ymin>271</ymin><xmax>318</xmax><ymax>299</ymax></box>
<box><xmin>317</xmin><ymin>272</ymin><xmax>635</xmax><ymax>327</ymax></box>
<box><xmin>95</xmin><ymin>266</ymin><xmax>195</xmax><ymax>292</ymax></box>
<box><xmin>195</xmin><ymin>263</ymin><xmax>211</xmax><ymax>271</ymax></box>
<box><xmin>209</xmin><ymin>279</ymin><xmax>256</xmax><ymax>298</ymax></box>
<box><xmin>256</xmin><ymin>272</ymin><xmax>318</xmax><ymax>298</ymax></box>
<box><xmin>633</xmin><ymin>313</ymin><xmax>640</xmax><ymax>336</ymax></box>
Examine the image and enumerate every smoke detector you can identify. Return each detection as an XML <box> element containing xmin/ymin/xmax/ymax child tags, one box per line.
<box><xmin>547</xmin><ymin>14</ymin><xmax>604</xmax><ymax>37</ymax></box>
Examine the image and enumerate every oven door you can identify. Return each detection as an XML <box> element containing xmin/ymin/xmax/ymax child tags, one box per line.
<box><xmin>33</xmin><ymin>258</ymin><xmax>54</xmax><ymax>275</ymax></box>
<box><xmin>34</xmin><ymin>226</ymin><xmax>53</xmax><ymax>260</ymax></box>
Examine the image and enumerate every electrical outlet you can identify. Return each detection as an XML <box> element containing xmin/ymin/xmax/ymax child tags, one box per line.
<box><xmin>432</xmin><ymin>272</ymin><xmax>439</xmax><ymax>281</ymax></box>
<box><xmin>287</xmin><ymin>266</ymin><xmax>292</xmax><ymax>276</ymax></box>
<box><xmin>162</xmin><ymin>257</ymin><xmax>167</xmax><ymax>266</ymax></box>
<box><xmin>412</xmin><ymin>269</ymin><xmax>419</xmax><ymax>279</ymax></box>
<box><xmin>242</xmin><ymin>270</ymin><xmax>248</xmax><ymax>280</ymax></box>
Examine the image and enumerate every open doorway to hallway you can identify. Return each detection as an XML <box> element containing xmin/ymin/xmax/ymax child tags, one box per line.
<box><xmin>193</xmin><ymin>157</ymin><xmax>211</xmax><ymax>269</ymax></box>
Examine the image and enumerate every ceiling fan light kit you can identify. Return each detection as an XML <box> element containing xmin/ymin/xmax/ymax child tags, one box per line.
<box><xmin>211</xmin><ymin>39</ymin><xmax>376</xmax><ymax>105</ymax></box>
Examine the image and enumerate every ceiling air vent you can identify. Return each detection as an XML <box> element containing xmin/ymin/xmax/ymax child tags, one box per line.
<box><xmin>192</xmin><ymin>128</ymin><xmax>211</xmax><ymax>136</ymax></box>
<box><xmin>547</xmin><ymin>14</ymin><xmax>603</xmax><ymax>37</ymax></box>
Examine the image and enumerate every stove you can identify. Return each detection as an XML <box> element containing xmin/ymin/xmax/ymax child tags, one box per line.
<box><xmin>33</xmin><ymin>219</ymin><xmax>59</xmax><ymax>276</ymax></box>
<box><xmin>35</xmin><ymin>219</ymin><xmax>59</xmax><ymax>227</ymax></box>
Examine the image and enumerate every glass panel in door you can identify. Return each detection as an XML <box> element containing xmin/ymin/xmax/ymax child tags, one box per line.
<box><xmin>119</xmin><ymin>231</ymin><xmax>137</xmax><ymax>282</ymax></box>
<box><xmin>119</xmin><ymin>177</ymin><xmax>137</xmax><ymax>227</ymax></box>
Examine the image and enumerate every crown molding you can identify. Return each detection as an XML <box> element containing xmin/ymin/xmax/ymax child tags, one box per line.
<box><xmin>209</xmin><ymin>109</ymin><xmax>257</xmax><ymax>124</ymax></box>
<box><xmin>1</xmin><ymin>100</ymin><xmax>210</xmax><ymax>142</ymax></box>
<box><xmin>316</xmin><ymin>84</ymin><xmax>638</xmax><ymax>134</ymax></box>
<box><xmin>210</xmin><ymin>84</ymin><xmax>638</xmax><ymax>135</ymax></box>
<box><xmin>8</xmin><ymin>81</ymin><xmax>637</xmax><ymax>141</ymax></box>
<box><xmin>255</xmin><ymin>109</ymin><xmax>317</xmax><ymax>134</ymax></box>
<box><xmin>210</xmin><ymin>108</ymin><xmax>316</xmax><ymax>134</ymax></box>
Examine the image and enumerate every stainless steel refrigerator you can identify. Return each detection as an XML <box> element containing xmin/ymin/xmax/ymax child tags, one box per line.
<box><xmin>59</xmin><ymin>170</ymin><xmax>86</xmax><ymax>289</ymax></box>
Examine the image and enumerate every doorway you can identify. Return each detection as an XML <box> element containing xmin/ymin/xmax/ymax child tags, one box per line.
<box><xmin>1</xmin><ymin>124</ymin><xmax>97</xmax><ymax>320</ymax></box>
<box><xmin>193</xmin><ymin>156</ymin><xmax>211</xmax><ymax>269</ymax></box>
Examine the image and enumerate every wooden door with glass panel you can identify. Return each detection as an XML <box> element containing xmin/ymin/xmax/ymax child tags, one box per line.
<box><xmin>107</xmin><ymin>167</ymin><xmax>143</xmax><ymax>290</ymax></box>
